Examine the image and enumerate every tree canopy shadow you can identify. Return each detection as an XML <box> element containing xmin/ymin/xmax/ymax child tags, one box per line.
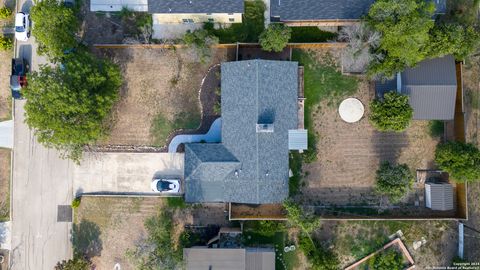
<box><xmin>71</xmin><ymin>219</ymin><xmax>103</xmax><ymax>258</ymax></box>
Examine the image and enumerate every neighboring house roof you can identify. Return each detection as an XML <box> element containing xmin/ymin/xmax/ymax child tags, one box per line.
<box><xmin>148</xmin><ymin>0</ymin><xmax>244</xmax><ymax>14</ymax></box>
<box><xmin>270</xmin><ymin>0</ymin><xmax>375</xmax><ymax>21</ymax></box>
<box><xmin>245</xmin><ymin>248</ymin><xmax>276</xmax><ymax>270</ymax></box>
<box><xmin>184</xmin><ymin>248</ymin><xmax>246</xmax><ymax>270</ymax></box>
<box><xmin>184</xmin><ymin>60</ymin><xmax>299</xmax><ymax>204</ymax></box>
<box><xmin>425</xmin><ymin>182</ymin><xmax>454</xmax><ymax>211</ymax></box>
<box><xmin>183</xmin><ymin>248</ymin><xmax>275</xmax><ymax>270</ymax></box>
<box><xmin>270</xmin><ymin>0</ymin><xmax>446</xmax><ymax>21</ymax></box>
<box><xmin>375</xmin><ymin>55</ymin><xmax>457</xmax><ymax>120</ymax></box>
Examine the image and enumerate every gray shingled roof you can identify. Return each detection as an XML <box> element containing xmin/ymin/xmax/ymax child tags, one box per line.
<box><xmin>270</xmin><ymin>0</ymin><xmax>446</xmax><ymax>21</ymax></box>
<box><xmin>185</xmin><ymin>60</ymin><xmax>298</xmax><ymax>204</ymax></box>
<box><xmin>270</xmin><ymin>0</ymin><xmax>375</xmax><ymax>21</ymax></box>
<box><xmin>375</xmin><ymin>55</ymin><xmax>457</xmax><ymax>120</ymax></box>
<box><xmin>148</xmin><ymin>0</ymin><xmax>244</xmax><ymax>14</ymax></box>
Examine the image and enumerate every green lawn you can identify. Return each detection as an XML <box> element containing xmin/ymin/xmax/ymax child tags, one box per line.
<box><xmin>290</xmin><ymin>27</ymin><xmax>337</xmax><ymax>43</ymax></box>
<box><xmin>289</xmin><ymin>152</ymin><xmax>303</xmax><ymax>196</ymax></box>
<box><xmin>291</xmin><ymin>49</ymin><xmax>358</xmax><ymax>163</ymax></box>
<box><xmin>151</xmin><ymin>111</ymin><xmax>201</xmax><ymax>147</ymax></box>
<box><xmin>205</xmin><ymin>0</ymin><xmax>265</xmax><ymax>43</ymax></box>
<box><xmin>243</xmin><ymin>231</ymin><xmax>298</xmax><ymax>270</ymax></box>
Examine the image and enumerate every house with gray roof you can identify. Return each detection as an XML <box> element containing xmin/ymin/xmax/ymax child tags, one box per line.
<box><xmin>150</xmin><ymin>0</ymin><xmax>244</xmax><ymax>24</ymax></box>
<box><xmin>270</xmin><ymin>0</ymin><xmax>446</xmax><ymax>26</ymax></box>
<box><xmin>184</xmin><ymin>60</ymin><xmax>307</xmax><ymax>204</ymax></box>
<box><xmin>375</xmin><ymin>55</ymin><xmax>457</xmax><ymax>120</ymax></box>
<box><xmin>91</xmin><ymin>0</ymin><xmax>243</xmax><ymax>24</ymax></box>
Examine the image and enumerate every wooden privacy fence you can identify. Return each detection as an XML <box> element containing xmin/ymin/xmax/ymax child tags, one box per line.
<box><xmin>93</xmin><ymin>42</ymin><xmax>348</xmax><ymax>49</ymax></box>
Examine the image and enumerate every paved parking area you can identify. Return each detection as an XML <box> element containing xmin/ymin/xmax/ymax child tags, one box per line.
<box><xmin>73</xmin><ymin>152</ymin><xmax>184</xmax><ymax>195</ymax></box>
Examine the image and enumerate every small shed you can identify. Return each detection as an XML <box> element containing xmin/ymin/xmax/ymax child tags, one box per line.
<box><xmin>425</xmin><ymin>183</ymin><xmax>454</xmax><ymax>211</ymax></box>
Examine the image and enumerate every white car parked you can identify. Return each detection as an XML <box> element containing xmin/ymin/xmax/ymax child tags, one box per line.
<box><xmin>151</xmin><ymin>179</ymin><xmax>181</xmax><ymax>193</ymax></box>
<box><xmin>15</xmin><ymin>12</ymin><xmax>30</xmax><ymax>41</ymax></box>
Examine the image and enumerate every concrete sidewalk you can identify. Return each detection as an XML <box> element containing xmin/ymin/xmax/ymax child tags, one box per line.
<box><xmin>0</xmin><ymin>120</ymin><xmax>13</xmax><ymax>149</ymax></box>
<box><xmin>73</xmin><ymin>152</ymin><xmax>184</xmax><ymax>195</ymax></box>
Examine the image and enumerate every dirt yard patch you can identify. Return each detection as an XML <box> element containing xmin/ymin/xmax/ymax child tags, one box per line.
<box><xmin>0</xmin><ymin>149</ymin><xmax>10</xmax><ymax>221</ymax></box>
<box><xmin>294</xmin><ymin>48</ymin><xmax>440</xmax><ymax>206</ymax></box>
<box><xmin>462</xmin><ymin>55</ymin><xmax>480</xmax><ymax>261</ymax></box>
<box><xmin>0</xmin><ymin>51</ymin><xmax>12</xmax><ymax>121</ymax></box>
<box><xmin>95</xmin><ymin>47</ymin><xmax>234</xmax><ymax>147</ymax></box>
<box><xmin>74</xmin><ymin>197</ymin><xmax>230</xmax><ymax>269</ymax></box>
<box><xmin>316</xmin><ymin>220</ymin><xmax>457</xmax><ymax>269</ymax></box>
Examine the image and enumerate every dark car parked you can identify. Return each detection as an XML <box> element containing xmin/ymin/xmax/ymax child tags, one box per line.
<box><xmin>10</xmin><ymin>58</ymin><xmax>29</xmax><ymax>99</ymax></box>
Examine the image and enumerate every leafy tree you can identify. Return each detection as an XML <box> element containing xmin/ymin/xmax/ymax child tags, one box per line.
<box><xmin>366</xmin><ymin>0</ymin><xmax>435</xmax><ymax>78</ymax></box>
<box><xmin>283</xmin><ymin>200</ymin><xmax>320</xmax><ymax>234</ymax></box>
<box><xmin>247</xmin><ymin>220</ymin><xmax>286</xmax><ymax>236</ymax></box>
<box><xmin>0</xmin><ymin>36</ymin><xmax>12</xmax><ymax>50</ymax></box>
<box><xmin>55</xmin><ymin>257</ymin><xmax>91</xmax><ymax>270</ymax></box>
<box><xmin>23</xmin><ymin>51</ymin><xmax>121</xmax><ymax>162</ymax></box>
<box><xmin>298</xmin><ymin>234</ymin><xmax>339</xmax><ymax>270</ymax></box>
<box><xmin>367</xmin><ymin>249</ymin><xmax>404</xmax><ymax>270</ymax></box>
<box><xmin>374</xmin><ymin>162</ymin><xmax>413</xmax><ymax>203</ymax></box>
<box><xmin>30</xmin><ymin>0</ymin><xmax>79</xmax><ymax>59</ymax></box>
<box><xmin>0</xmin><ymin>6</ymin><xmax>12</xmax><ymax>19</ymax></box>
<box><xmin>183</xmin><ymin>28</ymin><xmax>219</xmax><ymax>63</ymax></box>
<box><xmin>428</xmin><ymin>23</ymin><xmax>480</xmax><ymax>59</ymax></box>
<box><xmin>127</xmin><ymin>209</ymin><xmax>182</xmax><ymax>269</ymax></box>
<box><xmin>259</xmin><ymin>23</ymin><xmax>291</xmax><ymax>52</ymax></box>
<box><xmin>435</xmin><ymin>141</ymin><xmax>480</xmax><ymax>182</ymax></box>
<box><xmin>369</xmin><ymin>92</ymin><xmax>413</xmax><ymax>132</ymax></box>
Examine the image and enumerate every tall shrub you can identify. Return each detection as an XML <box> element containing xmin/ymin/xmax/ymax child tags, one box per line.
<box><xmin>369</xmin><ymin>92</ymin><xmax>413</xmax><ymax>132</ymax></box>
<box><xmin>435</xmin><ymin>141</ymin><xmax>480</xmax><ymax>182</ymax></box>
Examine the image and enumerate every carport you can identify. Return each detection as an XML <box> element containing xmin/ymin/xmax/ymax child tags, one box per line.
<box><xmin>73</xmin><ymin>152</ymin><xmax>184</xmax><ymax>195</ymax></box>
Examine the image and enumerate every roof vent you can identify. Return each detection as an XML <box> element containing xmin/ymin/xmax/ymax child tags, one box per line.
<box><xmin>256</xmin><ymin>123</ymin><xmax>274</xmax><ymax>133</ymax></box>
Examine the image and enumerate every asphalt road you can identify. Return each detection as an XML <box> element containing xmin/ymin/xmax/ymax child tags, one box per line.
<box><xmin>11</xmin><ymin>100</ymin><xmax>74</xmax><ymax>270</ymax></box>
<box><xmin>10</xmin><ymin>1</ymin><xmax>74</xmax><ymax>269</ymax></box>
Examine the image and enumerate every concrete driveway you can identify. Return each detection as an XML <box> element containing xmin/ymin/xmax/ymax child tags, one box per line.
<box><xmin>73</xmin><ymin>152</ymin><xmax>184</xmax><ymax>195</ymax></box>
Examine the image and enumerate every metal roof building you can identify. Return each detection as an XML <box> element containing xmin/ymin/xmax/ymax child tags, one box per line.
<box><xmin>425</xmin><ymin>182</ymin><xmax>454</xmax><ymax>211</ymax></box>
<box><xmin>184</xmin><ymin>60</ymin><xmax>301</xmax><ymax>204</ymax></box>
<box><xmin>375</xmin><ymin>55</ymin><xmax>457</xmax><ymax>120</ymax></box>
<box><xmin>183</xmin><ymin>248</ymin><xmax>275</xmax><ymax>270</ymax></box>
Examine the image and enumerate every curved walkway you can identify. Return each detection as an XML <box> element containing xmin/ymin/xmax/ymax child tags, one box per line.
<box><xmin>168</xmin><ymin>118</ymin><xmax>222</xmax><ymax>153</ymax></box>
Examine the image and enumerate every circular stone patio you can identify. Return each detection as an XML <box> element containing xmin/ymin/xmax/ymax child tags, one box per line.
<box><xmin>338</xmin><ymin>98</ymin><xmax>365</xmax><ymax>123</ymax></box>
